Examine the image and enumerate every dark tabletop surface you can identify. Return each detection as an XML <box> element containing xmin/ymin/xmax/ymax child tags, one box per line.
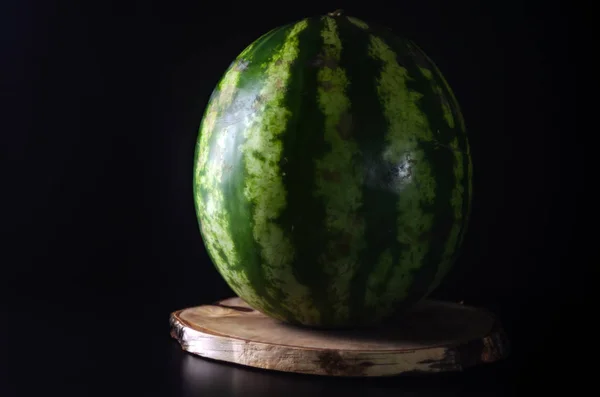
<box><xmin>0</xmin><ymin>296</ymin><xmax>558</xmax><ymax>397</ymax></box>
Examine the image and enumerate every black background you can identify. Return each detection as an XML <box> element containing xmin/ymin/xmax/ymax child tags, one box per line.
<box><xmin>2</xmin><ymin>0</ymin><xmax>583</xmax><ymax>396</ymax></box>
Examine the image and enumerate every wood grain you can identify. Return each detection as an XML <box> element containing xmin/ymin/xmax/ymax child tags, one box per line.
<box><xmin>170</xmin><ymin>297</ymin><xmax>509</xmax><ymax>377</ymax></box>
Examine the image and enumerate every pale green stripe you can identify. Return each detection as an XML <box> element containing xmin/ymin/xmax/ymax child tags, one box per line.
<box><xmin>427</xmin><ymin>136</ymin><xmax>465</xmax><ymax>294</ymax></box>
<box><xmin>237</xmin><ymin>27</ymin><xmax>276</xmax><ymax>60</ymax></box>
<box><xmin>364</xmin><ymin>35</ymin><xmax>437</xmax><ymax>310</ymax></box>
<box><xmin>416</xmin><ymin>58</ymin><xmax>469</xmax><ymax>295</ymax></box>
<box><xmin>314</xmin><ymin>16</ymin><xmax>365</xmax><ymax>323</ymax></box>
<box><xmin>425</xmin><ymin>57</ymin><xmax>473</xmax><ymax>220</ymax></box>
<box><xmin>346</xmin><ymin>16</ymin><xmax>369</xmax><ymax>30</ymax></box>
<box><xmin>419</xmin><ymin>67</ymin><xmax>455</xmax><ymax>128</ymax></box>
<box><xmin>240</xmin><ymin>20</ymin><xmax>320</xmax><ymax>325</ymax></box>
<box><xmin>411</xmin><ymin>41</ymin><xmax>467</xmax><ymax>134</ymax></box>
<box><xmin>194</xmin><ymin>52</ymin><xmax>269</xmax><ymax>310</ymax></box>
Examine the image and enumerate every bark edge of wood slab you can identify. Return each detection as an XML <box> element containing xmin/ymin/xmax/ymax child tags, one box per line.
<box><xmin>169</xmin><ymin>297</ymin><xmax>509</xmax><ymax>377</ymax></box>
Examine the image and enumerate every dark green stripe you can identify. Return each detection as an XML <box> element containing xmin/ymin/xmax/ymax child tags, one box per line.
<box><xmin>236</xmin><ymin>26</ymin><xmax>282</xmax><ymax>62</ymax></box>
<box><xmin>334</xmin><ymin>18</ymin><xmax>400</xmax><ymax>325</ymax></box>
<box><xmin>194</xmin><ymin>42</ymin><xmax>250</xmax><ymax>299</ymax></box>
<box><xmin>202</xmin><ymin>24</ymin><xmax>298</xmax><ymax>318</ymax></box>
<box><xmin>417</xmin><ymin>45</ymin><xmax>473</xmax><ymax>249</ymax></box>
<box><xmin>409</xmin><ymin>42</ymin><xmax>472</xmax><ymax>293</ymax></box>
<box><xmin>237</xmin><ymin>19</ymin><xmax>328</xmax><ymax>324</ymax></box>
<box><xmin>425</xmin><ymin>56</ymin><xmax>473</xmax><ymax>278</ymax></box>
<box><xmin>313</xmin><ymin>16</ymin><xmax>367</xmax><ymax>324</ymax></box>
<box><xmin>362</xmin><ymin>33</ymin><xmax>436</xmax><ymax>316</ymax></box>
<box><xmin>277</xmin><ymin>17</ymin><xmax>335</xmax><ymax>325</ymax></box>
<box><xmin>385</xmin><ymin>35</ymin><xmax>460</xmax><ymax>305</ymax></box>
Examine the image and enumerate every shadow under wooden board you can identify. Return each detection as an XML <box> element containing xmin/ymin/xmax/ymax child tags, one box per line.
<box><xmin>169</xmin><ymin>297</ymin><xmax>510</xmax><ymax>377</ymax></box>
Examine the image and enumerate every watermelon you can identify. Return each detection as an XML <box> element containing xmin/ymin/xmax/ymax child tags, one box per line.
<box><xmin>193</xmin><ymin>10</ymin><xmax>472</xmax><ymax>328</ymax></box>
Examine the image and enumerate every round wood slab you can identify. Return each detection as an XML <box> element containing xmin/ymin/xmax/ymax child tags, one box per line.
<box><xmin>169</xmin><ymin>297</ymin><xmax>509</xmax><ymax>377</ymax></box>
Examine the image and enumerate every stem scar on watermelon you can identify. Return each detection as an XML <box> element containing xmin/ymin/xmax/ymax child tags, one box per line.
<box><xmin>193</xmin><ymin>9</ymin><xmax>472</xmax><ymax>328</ymax></box>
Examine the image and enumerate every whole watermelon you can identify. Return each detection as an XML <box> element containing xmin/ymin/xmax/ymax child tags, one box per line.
<box><xmin>193</xmin><ymin>10</ymin><xmax>472</xmax><ymax>328</ymax></box>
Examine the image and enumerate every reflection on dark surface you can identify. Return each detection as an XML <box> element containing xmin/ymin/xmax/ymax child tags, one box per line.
<box><xmin>176</xmin><ymin>343</ymin><xmax>514</xmax><ymax>397</ymax></box>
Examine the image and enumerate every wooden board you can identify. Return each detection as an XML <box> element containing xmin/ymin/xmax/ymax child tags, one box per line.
<box><xmin>169</xmin><ymin>297</ymin><xmax>509</xmax><ymax>377</ymax></box>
